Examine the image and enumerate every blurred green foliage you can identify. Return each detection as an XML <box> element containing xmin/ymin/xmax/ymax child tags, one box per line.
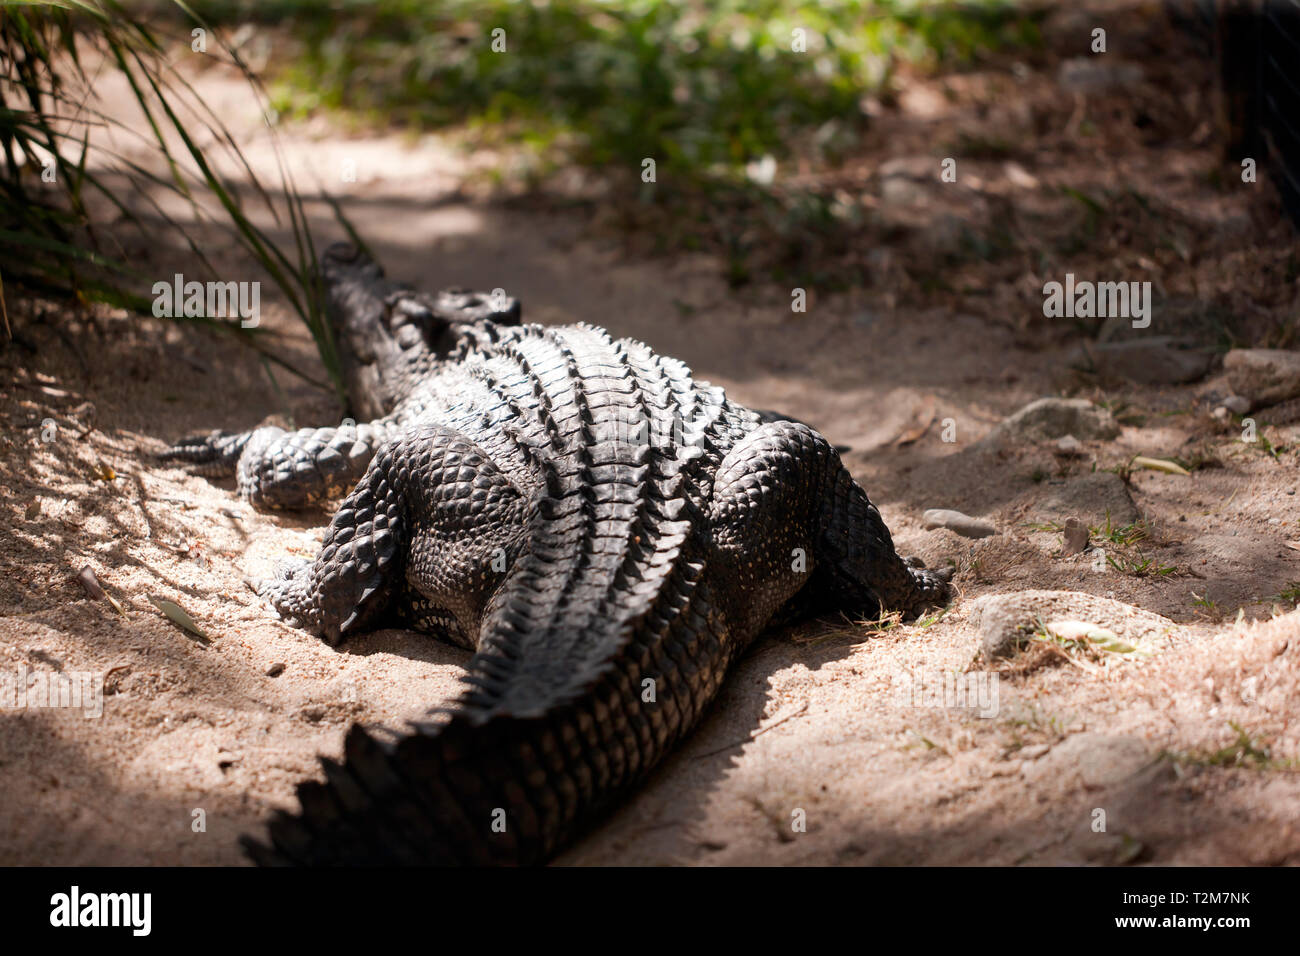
<box><xmin>181</xmin><ymin>0</ymin><xmax>1042</xmax><ymax>182</ymax></box>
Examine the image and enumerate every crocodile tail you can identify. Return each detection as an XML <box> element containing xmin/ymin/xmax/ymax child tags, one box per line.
<box><xmin>244</xmin><ymin>532</ymin><xmax>720</xmax><ymax>866</ymax></box>
<box><xmin>241</xmin><ymin>696</ymin><xmax>630</xmax><ymax>866</ymax></box>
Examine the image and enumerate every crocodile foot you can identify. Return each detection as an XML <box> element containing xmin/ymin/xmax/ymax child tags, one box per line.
<box><xmin>158</xmin><ymin>429</ymin><xmax>252</xmax><ymax>478</ymax></box>
<box><xmin>246</xmin><ymin>558</ymin><xmax>319</xmax><ymax>634</ymax></box>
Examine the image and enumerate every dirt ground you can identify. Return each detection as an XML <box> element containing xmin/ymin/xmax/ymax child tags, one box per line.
<box><xmin>3</xmin><ymin>7</ymin><xmax>1300</xmax><ymax>865</ymax></box>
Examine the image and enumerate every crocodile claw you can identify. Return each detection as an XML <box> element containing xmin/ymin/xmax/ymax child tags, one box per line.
<box><xmin>158</xmin><ymin>429</ymin><xmax>251</xmax><ymax>478</ymax></box>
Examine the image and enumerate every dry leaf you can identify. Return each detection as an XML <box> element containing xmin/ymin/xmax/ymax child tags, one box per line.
<box><xmin>1045</xmin><ymin>619</ymin><xmax>1136</xmax><ymax>654</ymax></box>
<box><xmin>147</xmin><ymin>595</ymin><xmax>210</xmax><ymax>643</ymax></box>
<box><xmin>894</xmin><ymin>396</ymin><xmax>937</xmax><ymax>446</ymax></box>
<box><xmin>1131</xmin><ymin>456</ymin><xmax>1190</xmax><ymax>476</ymax></box>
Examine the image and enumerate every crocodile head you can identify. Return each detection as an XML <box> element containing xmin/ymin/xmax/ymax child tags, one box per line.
<box><xmin>320</xmin><ymin>242</ymin><xmax>521</xmax><ymax>419</ymax></box>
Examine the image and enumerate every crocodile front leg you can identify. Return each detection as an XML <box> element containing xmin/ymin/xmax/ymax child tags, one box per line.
<box><xmin>161</xmin><ymin>419</ymin><xmax>398</xmax><ymax>510</ymax></box>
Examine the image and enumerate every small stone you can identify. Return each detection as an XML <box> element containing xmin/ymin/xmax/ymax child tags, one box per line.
<box><xmin>1062</xmin><ymin>517</ymin><xmax>1090</xmax><ymax>556</ymax></box>
<box><xmin>978</xmin><ymin>598</ymin><xmax>1037</xmax><ymax>660</ymax></box>
<box><xmin>922</xmin><ymin>509</ymin><xmax>997</xmax><ymax>539</ymax></box>
<box><xmin>266</xmin><ymin>662</ymin><xmax>286</xmax><ymax>677</ymax></box>
<box><xmin>1224</xmin><ymin>349</ymin><xmax>1300</xmax><ymax>407</ymax></box>
<box><xmin>1212</xmin><ymin>406</ymin><xmax>1230</xmax><ymax>421</ymax></box>
<box><xmin>1222</xmin><ymin>394</ymin><xmax>1250</xmax><ymax>415</ymax></box>
<box><xmin>1003</xmin><ymin>162</ymin><xmax>1039</xmax><ymax>190</ymax></box>
<box><xmin>1055</xmin><ymin>434</ymin><xmax>1083</xmax><ymax>457</ymax></box>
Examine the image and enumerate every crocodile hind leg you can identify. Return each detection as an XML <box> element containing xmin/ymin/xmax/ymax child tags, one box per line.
<box><xmin>252</xmin><ymin>424</ymin><xmax>525</xmax><ymax>646</ymax></box>
<box><xmin>710</xmin><ymin>420</ymin><xmax>951</xmax><ymax>629</ymax></box>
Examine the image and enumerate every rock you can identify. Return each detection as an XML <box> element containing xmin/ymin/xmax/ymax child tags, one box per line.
<box><xmin>881</xmin><ymin>174</ymin><xmax>928</xmax><ymax>209</ymax></box>
<box><xmin>1224</xmin><ymin>349</ymin><xmax>1300</xmax><ymax>407</ymax></box>
<box><xmin>1034</xmin><ymin>472</ymin><xmax>1140</xmax><ymax>528</ymax></box>
<box><xmin>1061</xmin><ymin>517</ymin><xmax>1090</xmax><ymax>556</ymax></box>
<box><xmin>922</xmin><ymin>509</ymin><xmax>997</xmax><ymax>539</ymax></box>
<box><xmin>1096</xmin><ymin>297</ymin><xmax>1238</xmax><ymax>347</ymax></box>
<box><xmin>988</xmin><ymin>397</ymin><xmax>1120</xmax><ymax>444</ymax></box>
<box><xmin>1003</xmin><ymin>161</ymin><xmax>1040</xmax><ymax>190</ymax></box>
<box><xmin>1030</xmin><ymin>733</ymin><xmax>1153</xmax><ymax>788</ymax></box>
<box><xmin>879</xmin><ymin>155</ymin><xmax>935</xmax><ymax>181</ymax></box>
<box><xmin>1057</xmin><ymin>57</ymin><xmax>1144</xmax><ymax>94</ymax></box>
<box><xmin>973</xmin><ymin>590</ymin><xmax>1176</xmax><ymax>661</ymax></box>
<box><xmin>1222</xmin><ymin>394</ymin><xmax>1250</xmax><ymax>415</ymax></box>
<box><xmin>266</xmin><ymin>662</ymin><xmax>286</xmax><ymax>677</ymax></box>
<box><xmin>1055</xmin><ymin>434</ymin><xmax>1083</xmax><ymax>457</ymax></box>
<box><xmin>978</xmin><ymin>596</ymin><xmax>1038</xmax><ymax>659</ymax></box>
<box><xmin>879</xmin><ymin>155</ymin><xmax>934</xmax><ymax>210</ymax></box>
<box><xmin>1066</xmin><ymin>337</ymin><xmax>1216</xmax><ymax>385</ymax></box>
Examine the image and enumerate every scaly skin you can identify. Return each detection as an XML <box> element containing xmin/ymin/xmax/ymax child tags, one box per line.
<box><xmin>161</xmin><ymin>243</ymin><xmax>952</xmax><ymax>865</ymax></box>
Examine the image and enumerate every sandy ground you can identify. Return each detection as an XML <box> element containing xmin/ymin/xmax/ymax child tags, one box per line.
<box><xmin>3</xmin><ymin>10</ymin><xmax>1300</xmax><ymax>865</ymax></box>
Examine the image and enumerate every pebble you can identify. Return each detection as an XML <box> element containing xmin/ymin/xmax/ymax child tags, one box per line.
<box><xmin>1055</xmin><ymin>434</ymin><xmax>1082</xmax><ymax>457</ymax></box>
<box><xmin>1062</xmin><ymin>517</ymin><xmax>1090</xmax><ymax>556</ymax></box>
<box><xmin>1222</xmin><ymin>394</ymin><xmax>1251</xmax><ymax>414</ymax></box>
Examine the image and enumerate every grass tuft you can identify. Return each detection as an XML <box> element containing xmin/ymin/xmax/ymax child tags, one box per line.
<box><xmin>1</xmin><ymin>0</ymin><xmax>357</xmax><ymax>401</ymax></box>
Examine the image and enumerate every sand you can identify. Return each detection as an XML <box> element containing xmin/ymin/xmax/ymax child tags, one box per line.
<box><xmin>3</xmin><ymin>18</ymin><xmax>1300</xmax><ymax>865</ymax></box>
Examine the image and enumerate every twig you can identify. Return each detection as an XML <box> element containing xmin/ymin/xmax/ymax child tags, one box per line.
<box><xmin>694</xmin><ymin>701</ymin><xmax>809</xmax><ymax>759</ymax></box>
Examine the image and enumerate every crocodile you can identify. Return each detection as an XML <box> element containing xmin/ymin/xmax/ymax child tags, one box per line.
<box><xmin>161</xmin><ymin>243</ymin><xmax>953</xmax><ymax>865</ymax></box>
